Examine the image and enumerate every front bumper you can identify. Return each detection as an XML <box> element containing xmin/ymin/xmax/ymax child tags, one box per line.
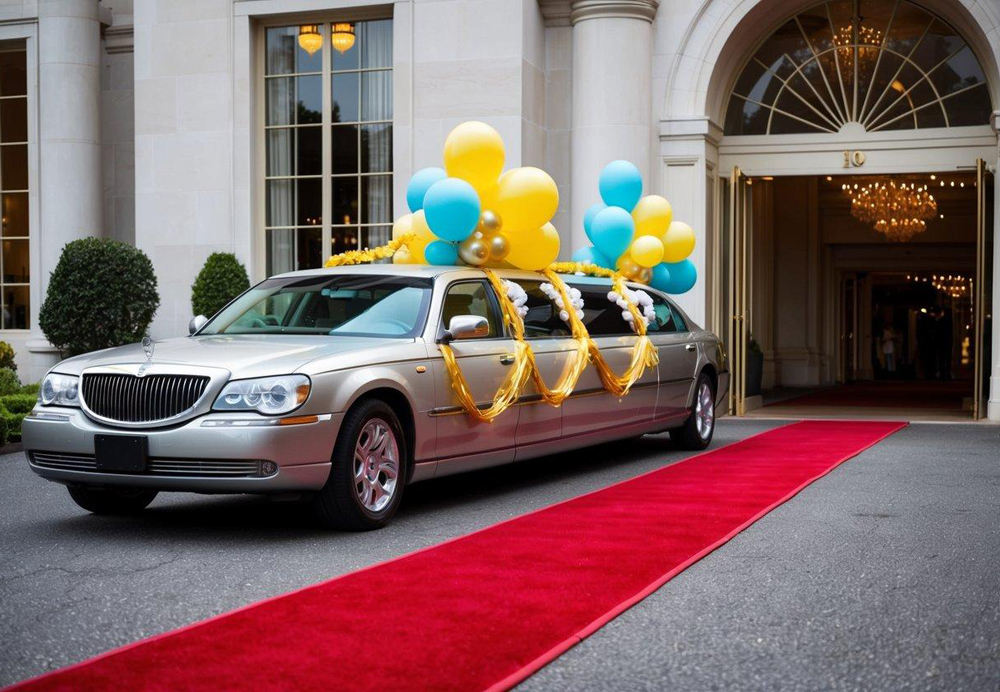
<box><xmin>22</xmin><ymin>407</ymin><xmax>343</xmax><ymax>494</ymax></box>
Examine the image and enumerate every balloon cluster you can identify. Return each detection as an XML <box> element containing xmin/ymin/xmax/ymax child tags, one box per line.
<box><xmin>393</xmin><ymin>122</ymin><xmax>561</xmax><ymax>271</ymax></box>
<box><xmin>572</xmin><ymin>161</ymin><xmax>698</xmax><ymax>295</ymax></box>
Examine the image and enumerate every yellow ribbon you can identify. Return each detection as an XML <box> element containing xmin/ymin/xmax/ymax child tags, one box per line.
<box><xmin>324</xmin><ymin>232</ymin><xmax>415</xmax><ymax>267</ymax></box>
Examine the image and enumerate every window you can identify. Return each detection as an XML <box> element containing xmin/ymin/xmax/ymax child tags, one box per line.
<box><xmin>647</xmin><ymin>292</ymin><xmax>687</xmax><ymax>333</ymax></box>
<box><xmin>264</xmin><ymin>20</ymin><xmax>393</xmax><ymax>276</ymax></box>
<box><xmin>724</xmin><ymin>0</ymin><xmax>992</xmax><ymax>135</ymax></box>
<box><xmin>441</xmin><ymin>281</ymin><xmax>500</xmax><ymax>338</ymax></box>
<box><xmin>0</xmin><ymin>42</ymin><xmax>27</xmax><ymax>330</ymax></box>
<box><xmin>516</xmin><ymin>281</ymin><xmax>571</xmax><ymax>338</ymax></box>
<box><xmin>568</xmin><ymin>282</ymin><xmax>632</xmax><ymax>337</ymax></box>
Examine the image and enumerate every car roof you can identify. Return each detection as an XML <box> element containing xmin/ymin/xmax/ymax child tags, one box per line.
<box><xmin>272</xmin><ymin>263</ymin><xmax>621</xmax><ymax>286</ymax></box>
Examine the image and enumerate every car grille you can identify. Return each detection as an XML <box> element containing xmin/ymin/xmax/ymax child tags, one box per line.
<box><xmin>29</xmin><ymin>452</ymin><xmax>270</xmax><ymax>478</ymax></box>
<box><xmin>81</xmin><ymin>373</ymin><xmax>210</xmax><ymax>424</ymax></box>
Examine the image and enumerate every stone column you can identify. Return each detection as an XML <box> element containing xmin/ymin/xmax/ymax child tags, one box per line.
<box><xmin>569</xmin><ymin>0</ymin><xmax>657</xmax><ymax>253</ymax></box>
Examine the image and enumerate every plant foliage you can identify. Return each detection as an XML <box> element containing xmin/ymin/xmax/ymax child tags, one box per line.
<box><xmin>191</xmin><ymin>253</ymin><xmax>250</xmax><ymax>319</ymax></box>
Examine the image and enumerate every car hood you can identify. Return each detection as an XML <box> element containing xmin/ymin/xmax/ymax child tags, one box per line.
<box><xmin>51</xmin><ymin>334</ymin><xmax>422</xmax><ymax>379</ymax></box>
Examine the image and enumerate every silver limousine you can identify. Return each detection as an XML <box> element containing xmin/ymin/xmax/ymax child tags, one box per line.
<box><xmin>23</xmin><ymin>265</ymin><xmax>728</xmax><ymax>530</ymax></box>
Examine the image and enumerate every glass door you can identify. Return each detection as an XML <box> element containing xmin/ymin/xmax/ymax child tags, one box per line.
<box><xmin>728</xmin><ymin>167</ymin><xmax>752</xmax><ymax>416</ymax></box>
<box><xmin>840</xmin><ymin>273</ymin><xmax>859</xmax><ymax>383</ymax></box>
<box><xmin>973</xmin><ymin>159</ymin><xmax>994</xmax><ymax>419</ymax></box>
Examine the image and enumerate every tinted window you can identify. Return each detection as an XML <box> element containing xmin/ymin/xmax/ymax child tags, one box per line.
<box><xmin>516</xmin><ymin>281</ymin><xmax>571</xmax><ymax>338</ymax></box>
<box><xmin>441</xmin><ymin>281</ymin><xmax>500</xmax><ymax>338</ymax></box>
<box><xmin>568</xmin><ymin>282</ymin><xmax>631</xmax><ymax>337</ymax></box>
<box><xmin>647</xmin><ymin>292</ymin><xmax>687</xmax><ymax>333</ymax></box>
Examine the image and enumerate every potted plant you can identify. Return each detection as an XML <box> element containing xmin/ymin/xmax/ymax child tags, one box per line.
<box><xmin>746</xmin><ymin>335</ymin><xmax>764</xmax><ymax>397</ymax></box>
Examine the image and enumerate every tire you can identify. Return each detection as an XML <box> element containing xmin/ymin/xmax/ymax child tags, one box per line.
<box><xmin>67</xmin><ymin>485</ymin><xmax>158</xmax><ymax>515</ymax></box>
<box><xmin>670</xmin><ymin>373</ymin><xmax>716</xmax><ymax>451</ymax></box>
<box><xmin>312</xmin><ymin>398</ymin><xmax>408</xmax><ymax>531</ymax></box>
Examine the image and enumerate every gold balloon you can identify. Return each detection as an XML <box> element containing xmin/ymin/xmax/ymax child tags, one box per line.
<box><xmin>637</xmin><ymin>267</ymin><xmax>652</xmax><ymax>284</ymax></box>
<box><xmin>480</xmin><ymin>210</ymin><xmax>502</xmax><ymax>233</ymax></box>
<box><xmin>489</xmin><ymin>232</ymin><xmax>511</xmax><ymax>261</ymax></box>
<box><xmin>459</xmin><ymin>237</ymin><xmax>490</xmax><ymax>266</ymax></box>
<box><xmin>617</xmin><ymin>256</ymin><xmax>642</xmax><ymax>280</ymax></box>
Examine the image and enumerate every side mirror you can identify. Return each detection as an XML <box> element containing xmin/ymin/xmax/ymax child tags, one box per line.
<box><xmin>188</xmin><ymin>315</ymin><xmax>208</xmax><ymax>335</ymax></box>
<box><xmin>442</xmin><ymin>315</ymin><xmax>489</xmax><ymax>342</ymax></box>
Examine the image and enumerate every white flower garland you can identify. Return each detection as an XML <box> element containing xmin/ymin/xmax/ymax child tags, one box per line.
<box><xmin>502</xmin><ymin>279</ymin><xmax>529</xmax><ymax>319</ymax></box>
<box><xmin>607</xmin><ymin>287</ymin><xmax>656</xmax><ymax>333</ymax></box>
<box><xmin>540</xmin><ymin>282</ymin><xmax>584</xmax><ymax>324</ymax></box>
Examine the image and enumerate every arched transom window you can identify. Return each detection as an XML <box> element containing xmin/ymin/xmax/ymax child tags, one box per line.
<box><xmin>725</xmin><ymin>0</ymin><xmax>993</xmax><ymax>135</ymax></box>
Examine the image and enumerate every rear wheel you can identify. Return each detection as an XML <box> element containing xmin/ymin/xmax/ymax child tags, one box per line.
<box><xmin>312</xmin><ymin>398</ymin><xmax>407</xmax><ymax>531</ymax></box>
<box><xmin>67</xmin><ymin>485</ymin><xmax>158</xmax><ymax>515</ymax></box>
<box><xmin>670</xmin><ymin>373</ymin><xmax>715</xmax><ymax>450</ymax></box>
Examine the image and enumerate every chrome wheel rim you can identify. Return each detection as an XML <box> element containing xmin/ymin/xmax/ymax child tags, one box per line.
<box><xmin>353</xmin><ymin>418</ymin><xmax>399</xmax><ymax>513</ymax></box>
<box><xmin>695</xmin><ymin>381</ymin><xmax>714</xmax><ymax>440</ymax></box>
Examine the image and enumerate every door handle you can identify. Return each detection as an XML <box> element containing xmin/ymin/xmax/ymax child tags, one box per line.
<box><xmin>685</xmin><ymin>343</ymin><xmax>697</xmax><ymax>352</ymax></box>
<box><xmin>499</xmin><ymin>354</ymin><xmax>516</xmax><ymax>365</ymax></box>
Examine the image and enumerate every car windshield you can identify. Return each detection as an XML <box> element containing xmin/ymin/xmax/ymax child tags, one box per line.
<box><xmin>199</xmin><ymin>274</ymin><xmax>433</xmax><ymax>338</ymax></box>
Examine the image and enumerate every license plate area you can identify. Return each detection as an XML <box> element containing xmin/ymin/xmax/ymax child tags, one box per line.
<box><xmin>94</xmin><ymin>435</ymin><xmax>148</xmax><ymax>473</ymax></box>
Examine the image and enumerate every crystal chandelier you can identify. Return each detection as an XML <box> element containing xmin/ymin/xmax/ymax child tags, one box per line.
<box><xmin>842</xmin><ymin>179</ymin><xmax>938</xmax><ymax>242</ymax></box>
<box><xmin>834</xmin><ymin>20</ymin><xmax>883</xmax><ymax>73</ymax></box>
<box><xmin>331</xmin><ymin>22</ymin><xmax>356</xmax><ymax>54</ymax></box>
<box><xmin>298</xmin><ymin>25</ymin><xmax>322</xmax><ymax>56</ymax></box>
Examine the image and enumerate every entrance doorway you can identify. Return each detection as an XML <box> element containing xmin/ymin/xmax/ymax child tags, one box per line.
<box><xmin>721</xmin><ymin>162</ymin><xmax>994</xmax><ymax>420</ymax></box>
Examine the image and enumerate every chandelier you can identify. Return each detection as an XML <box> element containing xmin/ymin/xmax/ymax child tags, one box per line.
<box><xmin>331</xmin><ymin>22</ymin><xmax>356</xmax><ymax>54</ymax></box>
<box><xmin>842</xmin><ymin>179</ymin><xmax>938</xmax><ymax>242</ymax></box>
<box><xmin>834</xmin><ymin>19</ymin><xmax>883</xmax><ymax>72</ymax></box>
<box><xmin>298</xmin><ymin>25</ymin><xmax>322</xmax><ymax>56</ymax></box>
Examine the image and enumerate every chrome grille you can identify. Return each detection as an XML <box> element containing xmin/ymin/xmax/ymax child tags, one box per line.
<box><xmin>30</xmin><ymin>451</ymin><xmax>97</xmax><ymax>472</ymax></box>
<box><xmin>81</xmin><ymin>373</ymin><xmax>210</xmax><ymax>424</ymax></box>
<box><xmin>29</xmin><ymin>452</ymin><xmax>269</xmax><ymax>478</ymax></box>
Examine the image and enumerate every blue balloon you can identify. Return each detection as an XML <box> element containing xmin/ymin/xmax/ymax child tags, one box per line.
<box><xmin>589</xmin><ymin>207</ymin><xmax>634</xmax><ymax>262</ymax></box>
<box><xmin>423</xmin><ymin>178</ymin><xmax>481</xmax><ymax>242</ymax></box>
<box><xmin>583</xmin><ymin>202</ymin><xmax>607</xmax><ymax>244</ymax></box>
<box><xmin>572</xmin><ymin>246</ymin><xmax>613</xmax><ymax>269</ymax></box>
<box><xmin>661</xmin><ymin>260</ymin><xmax>697</xmax><ymax>294</ymax></box>
<box><xmin>599</xmin><ymin>160</ymin><xmax>643</xmax><ymax>212</ymax></box>
<box><xmin>406</xmin><ymin>167</ymin><xmax>447</xmax><ymax>213</ymax></box>
<box><xmin>649</xmin><ymin>263</ymin><xmax>672</xmax><ymax>292</ymax></box>
<box><xmin>425</xmin><ymin>240</ymin><xmax>459</xmax><ymax>266</ymax></box>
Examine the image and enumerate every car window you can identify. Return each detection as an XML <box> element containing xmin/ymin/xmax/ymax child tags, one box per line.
<box><xmin>647</xmin><ymin>292</ymin><xmax>687</xmax><ymax>333</ymax></box>
<box><xmin>567</xmin><ymin>282</ymin><xmax>632</xmax><ymax>337</ymax></box>
<box><xmin>515</xmin><ymin>281</ymin><xmax>571</xmax><ymax>338</ymax></box>
<box><xmin>441</xmin><ymin>281</ymin><xmax>500</xmax><ymax>338</ymax></box>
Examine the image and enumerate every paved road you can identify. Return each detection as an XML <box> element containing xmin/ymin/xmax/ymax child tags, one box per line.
<box><xmin>1</xmin><ymin>420</ymin><xmax>998</xmax><ymax>690</ymax></box>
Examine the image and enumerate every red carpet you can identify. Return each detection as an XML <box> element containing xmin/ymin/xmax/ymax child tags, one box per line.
<box><xmin>10</xmin><ymin>420</ymin><xmax>905</xmax><ymax>692</ymax></box>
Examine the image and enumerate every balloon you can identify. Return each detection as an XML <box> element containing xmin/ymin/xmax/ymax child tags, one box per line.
<box><xmin>661</xmin><ymin>260</ymin><xmax>697</xmax><ymax>294</ymax></box>
<box><xmin>507</xmin><ymin>223</ymin><xmax>560</xmax><ymax>271</ymax></box>
<box><xmin>571</xmin><ymin>245</ymin><xmax>613</xmax><ymax>269</ymax></box>
<box><xmin>443</xmin><ymin>121</ymin><xmax>505</xmax><ymax>194</ymax></box>
<box><xmin>425</xmin><ymin>240</ymin><xmax>459</xmax><ymax>266</ymax></box>
<box><xmin>494</xmin><ymin>167</ymin><xmax>559</xmax><ymax>233</ymax></box>
<box><xmin>590</xmin><ymin>207</ymin><xmax>634</xmax><ymax>261</ymax></box>
<box><xmin>459</xmin><ymin>236</ymin><xmax>490</xmax><ymax>266</ymax></box>
<box><xmin>423</xmin><ymin>178</ymin><xmax>481</xmax><ymax>242</ymax></box>
<box><xmin>479</xmin><ymin>210</ymin><xmax>501</xmax><ymax>233</ymax></box>
<box><xmin>617</xmin><ymin>255</ymin><xmax>642</xmax><ymax>280</ymax></box>
<box><xmin>391</xmin><ymin>214</ymin><xmax>412</xmax><ymax>240</ymax></box>
<box><xmin>583</xmin><ymin>202</ymin><xmax>607</xmax><ymax>243</ymax></box>
<box><xmin>599</xmin><ymin>160</ymin><xmax>643</xmax><ymax>211</ymax></box>
<box><xmin>407</xmin><ymin>210</ymin><xmax>436</xmax><ymax>263</ymax></box>
<box><xmin>393</xmin><ymin>245</ymin><xmax>415</xmax><ymax>264</ymax></box>
<box><xmin>632</xmin><ymin>195</ymin><xmax>673</xmax><ymax>239</ymax></box>
<box><xmin>637</xmin><ymin>267</ymin><xmax>652</xmax><ymax>284</ymax></box>
<box><xmin>630</xmin><ymin>235</ymin><xmax>664</xmax><ymax>268</ymax></box>
<box><xmin>661</xmin><ymin>221</ymin><xmax>696</xmax><ymax>262</ymax></box>
<box><xmin>406</xmin><ymin>167</ymin><xmax>447</xmax><ymax>213</ymax></box>
<box><xmin>649</xmin><ymin>263</ymin><xmax>672</xmax><ymax>292</ymax></box>
<box><xmin>489</xmin><ymin>233</ymin><xmax>511</xmax><ymax>261</ymax></box>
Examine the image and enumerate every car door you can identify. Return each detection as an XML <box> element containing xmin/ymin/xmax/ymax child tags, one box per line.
<box><xmin>560</xmin><ymin>279</ymin><xmax>659</xmax><ymax>437</ymax></box>
<box><xmin>647</xmin><ymin>291</ymin><xmax>699</xmax><ymax>420</ymax></box>
<box><xmin>430</xmin><ymin>279</ymin><xmax>519</xmax><ymax>469</ymax></box>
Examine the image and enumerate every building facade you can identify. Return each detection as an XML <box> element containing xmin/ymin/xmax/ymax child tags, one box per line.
<box><xmin>3</xmin><ymin>0</ymin><xmax>999</xmax><ymax>418</ymax></box>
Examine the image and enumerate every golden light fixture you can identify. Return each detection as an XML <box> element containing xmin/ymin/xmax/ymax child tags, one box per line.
<box><xmin>841</xmin><ymin>178</ymin><xmax>938</xmax><ymax>242</ymax></box>
<box><xmin>331</xmin><ymin>22</ymin><xmax>356</xmax><ymax>54</ymax></box>
<box><xmin>834</xmin><ymin>19</ymin><xmax>883</xmax><ymax>72</ymax></box>
<box><xmin>298</xmin><ymin>25</ymin><xmax>322</xmax><ymax>56</ymax></box>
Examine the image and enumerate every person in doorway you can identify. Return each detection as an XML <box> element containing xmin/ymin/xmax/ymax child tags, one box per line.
<box><xmin>934</xmin><ymin>306</ymin><xmax>953</xmax><ymax>381</ymax></box>
<box><xmin>882</xmin><ymin>323</ymin><xmax>897</xmax><ymax>374</ymax></box>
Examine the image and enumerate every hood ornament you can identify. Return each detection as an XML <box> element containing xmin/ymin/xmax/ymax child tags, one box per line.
<box><xmin>138</xmin><ymin>336</ymin><xmax>154</xmax><ymax>377</ymax></box>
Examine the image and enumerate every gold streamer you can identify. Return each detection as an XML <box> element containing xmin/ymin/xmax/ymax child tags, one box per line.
<box><xmin>324</xmin><ymin>232</ymin><xmax>415</xmax><ymax>267</ymax></box>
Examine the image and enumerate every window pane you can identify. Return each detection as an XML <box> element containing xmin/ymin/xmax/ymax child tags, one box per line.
<box><xmin>331</xmin><ymin>26</ymin><xmax>360</xmax><ymax>72</ymax></box>
<box><xmin>267</xmin><ymin>228</ymin><xmax>294</xmax><ymax>275</ymax></box>
<box><xmin>297</xmin><ymin>178</ymin><xmax>322</xmax><ymax>226</ymax></box>
<box><xmin>266</xmin><ymin>76</ymin><xmax>321</xmax><ymax>126</ymax></box>
<box><xmin>360</xmin><ymin>123</ymin><xmax>391</xmax><ymax>173</ymax></box>
<box><xmin>1</xmin><ymin>144</ymin><xmax>26</xmax><ymax>190</ymax></box>
<box><xmin>332</xmin><ymin>177</ymin><xmax>358</xmax><ymax>225</ymax></box>
<box><xmin>332</xmin><ymin>72</ymin><xmax>359</xmax><ymax>122</ymax></box>
<box><xmin>296</xmin><ymin>76</ymin><xmax>322</xmax><ymax>124</ymax></box>
<box><xmin>3</xmin><ymin>284</ymin><xmax>27</xmax><ymax>329</ymax></box>
<box><xmin>944</xmin><ymin>83</ymin><xmax>992</xmax><ymax>127</ymax></box>
<box><xmin>2</xmin><ymin>238</ymin><xmax>28</xmax><ymax>283</ymax></box>
<box><xmin>441</xmin><ymin>282</ymin><xmax>498</xmax><ymax>337</ymax></box>
<box><xmin>331</xmin><ymin>124</ymin><xmax>359</xmax><ymax>174</ymax></box>
<box><xmin>297</xmin><ymin>126</ymin><xmax>322</xmax><ymax>176</ymax></box>
<box><xmin>361</xmin><ymin>70</ymin><xmax>392</xmax><ymax>121</ymax></box>
<box><xmin>570</xmin><ymin>283</ymin><xmax>630</xmax><ymax>336</ymax></box>
<box><xmin>516</xmin><ymin>280</ymin><xmax>570</xmax><ymax>337</ymax></box>
<box><xmin>361</xmin><ymin>175</ymin><xmax>392</xmax><ymax>224</ymax></box>
<box><xmin>266</xmin><ymin>128</ymin><xmax>293</xmax><ymax>177</ymax></box>
<box><xmin>2</xmin><ymin>192</ymin><xmax>27</xmax><ymax>237</ymax></box>
<box><xmin>360</xmin><ymin>225</ymin><xmax>391</xmax><ymax>251</ymax></box>
<box><xmin>332</xmin><ymin>227</ymin><xmax>358</xmax><ymax>255</ymax></box>
<box><xmin>359</xmin><ymin>19</ymin><xmax>393</xmax><ymax>69</ymax></box>
<box><xmin>297</xmin><ymin>227</ymin><xmax>322</xmax><ymax>269</ymax></box>
<box><xmin>266</xmin><ymin>180</ymin><xmax>293</xmax><ymax>227</ymax></box>
<box><xmin>266</xmin><ymin>26</ymin><xmax>321</xmax><ymax>75</ymax></box>
<box><xmin>0</xmin><ymin>98</ymin><xmax>26</xmax><ymax>143</ymax></box>
<box><xmin>0</xmin><ymin>49</ymin><xmax>26</xmax><ymax>97</ymax></box>
<box><xmin>266</xmin><ymin>78</ymin><xmax>293</xmax><ymax>126</ymax></box>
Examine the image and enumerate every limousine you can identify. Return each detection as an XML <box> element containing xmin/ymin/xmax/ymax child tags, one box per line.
<box><xmin>23</xmin><ymin>265</ymin><xmax>728</xmax><ymax>530</ymax></box>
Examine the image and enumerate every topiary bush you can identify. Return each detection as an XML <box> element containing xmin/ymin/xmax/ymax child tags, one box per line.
<box><xmin>19</xmin><ymin>382</ymin><xmax>39</xmax><ymax>396</ymax></box>
<box><xmin>0</xmin><ymin>341</ymin><xmax>16</xmax><ymax>373</ymax></box>
<box><xmin>39</xmin><ymin>238</ymin><xmax>159</xmax><ymax>356</ymax></box>
<box><xmin>0</xmin><ymin>367</ymin><xmax>19</xmax><ymax>395</ymax></box>
<box><xmin>1</xmin><ymin>393</ymin><xmax>36</xmax><ymax>414</ymax></box>
<box><xmin>191</xmin><ymin>252</ymin><xmax>250</xmax><ymax>319</ymax></box>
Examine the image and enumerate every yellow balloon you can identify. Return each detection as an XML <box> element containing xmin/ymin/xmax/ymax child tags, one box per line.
<box><xmin>493</xmin><ymin>167</ymin><xmax>559</xmax><ymax>233</ymax></box>
<box><xmin>630</xmin><ymin>235</ymin><xmax>664</xmax><ymax>268</ymax></box>
<box><xmin>393</xmin><ymin>245</ymin><xmax>415</xmax><ymax>264</ymax></box>
<box><xmin>443</xmin><ymin>121</ymin><xmax>505</xmax><ymax>194</ymax></box>
<box><xmin>391</xmin><ymin>213</ymin><xmax>412</xmax><ymax>240</ymax></box>
<box><xmin>506</xmin><ymin>222</ymin><xmax>560</xmax><ymax>271</ymax></box>
<box><xmin>661</xmin><ymin>221</ymin><xmax>696</xmax><ymax>262</ymax></box>
<box><xmin>407</xmin><ymin>210</ymin><xmax>436</xmax><ymax>264</ymax></box>
<box><xmin>632</xmin><ymin>195</ymin><xmax>673</xmax><ymax>239</ymax></box>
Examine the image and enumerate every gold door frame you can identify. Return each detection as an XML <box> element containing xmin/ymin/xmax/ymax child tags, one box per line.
<box><xmin>728</xmin><ymin>167</ymin><xmax>752</xmax><ymax>416</ymax></box>
<box><xmin>973</xmin><ymin>159</ymin><xmax>994</xmax><ymax>419</ymax></box>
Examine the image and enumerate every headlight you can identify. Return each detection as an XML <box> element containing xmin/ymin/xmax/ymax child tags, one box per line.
<box><xmin>212</xmin><ymin>375</ymin><xmax>311</xmax><ymax>415</ymax></box>
<box><xmin>40</xmin><ymin>373</ymin><xmax>80</xmax><ymax>407</ymax></box>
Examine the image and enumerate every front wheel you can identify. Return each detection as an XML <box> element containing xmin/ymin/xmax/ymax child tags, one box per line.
<box><xmin>312</xmin><ymin>398</ymin><xmax>407</xmax><ymax>531</ymax></box>
<box><xmin>67</xmin><ymin>485</ymin><xmax>158</xmax><ymax>515</ymax></box>
<box><xmin>670</xmin><ymin>374</ymin><xmax>716</xmax><ymax>451</ymax></box>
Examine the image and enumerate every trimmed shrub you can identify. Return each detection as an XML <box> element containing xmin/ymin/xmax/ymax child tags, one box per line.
<box><xmin>0</xmin><ymin>414</ymin><xmax>9</xmax><ymax>447</ymax></box>
<box><xmin>0</xmin><ymin>368</ymin><xmax>19</xmax><ymax>396</ymax></box>
<box><xmin>0</xmin><ymin>341</ymin><xmax>15</xmax><ymax>373</ymax></box>
<box><xmin>1</xmin><ymin>410</ymin><xmax>24</xmax><ymax>443</ymax></box>
<box><xmin>39</xmin><ymin>238</ymin><xmax>159</xmax><ymax>356</ymax></box>
<box><xmin>1</xmin><ymin>393</ymin><xmax>36</xmax><ymax>414</ymax></box>
<box><xmin>191</xmin><ymin>253</ymin><xmax>250</xmax><ymax>319</ymax></box>
<box><xmin>19</xmin><ymin>383</ymin><xmax>39</xmax><ymax>396</ymax></box>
